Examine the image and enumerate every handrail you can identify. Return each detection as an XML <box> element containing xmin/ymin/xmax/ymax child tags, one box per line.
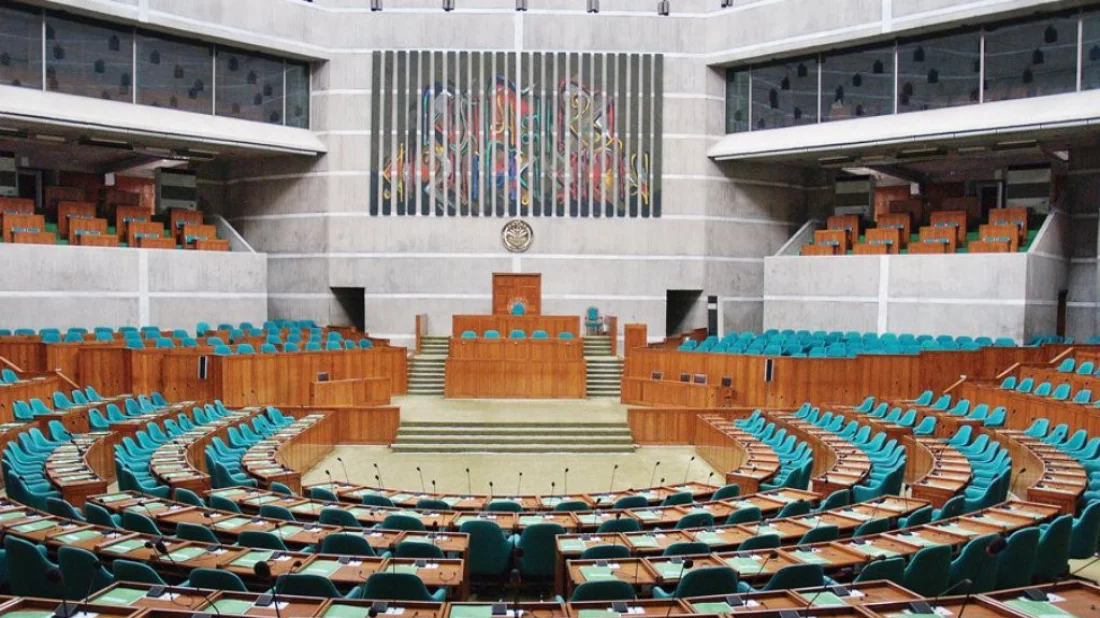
<box><xmin>995</xmin><ymin>362</ymin><xmax>1020</xmax><ymax>381</ymax></box>
<box><xmin>54</xmin><ymin>370</ymin><xmax>81</xmax><ymax>391</ymax></box>
<box><xmin>0</xmin><ymin>355</ymin><xmax>25</xmax><ymax>373</ymax></box>
<box><xmin>1048</xmin><ymin>346</ymin><xmax>1076</xmax><ymax>365</ymax></box>
<box><xmin>941</xmin><ymin>374</ymin><xmax>969</xmax><ymax>395</ymax></box>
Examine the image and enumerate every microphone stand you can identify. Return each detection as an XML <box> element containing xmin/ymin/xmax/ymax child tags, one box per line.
<box><xmin>649</xmin><ymin>461</ymin><xmax>661</xmax><ymax>488</ymax></box>
<box><xmin>683</xmin><ymin>457</ymin><xmax>695</xmax><ymax>484</ymax></box>
<box><xmin>337</xmin><ymin>456</ymin><xmax>351</xmax><ymax>485</ymax></box>
<box><xmin>253</xmin><ymin>561</ymin><xmax>284</xmax><ymax>618</ymax></box>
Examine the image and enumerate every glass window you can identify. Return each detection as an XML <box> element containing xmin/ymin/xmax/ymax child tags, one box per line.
<box><xmin>750</xmin><ymin>58</ymin><xmax>818</xmax><ymax>130</ymax></box>
<box><xmin>984</xmin><ymin>14</ymin><xmax>1078</xmax><ymax>102</ymax></box>
<box><xmin>725</xmin><ymin>68</ymin><xmax>749</xmax><ymax>133</ymax></box>
<box><xmin>1081</xmin><ymin>11</ymin><xmax>1100</xmax><ymax>91</ymax></box>
<box><xmin>0</xmin><ymin>5</ymin><xmax>42</xmax><ymax>90</ymax></box>
<box><xmin>45</xmin><ymin>13</ymin><xmax>133</xmax><ymax>102</ymax></box>
<box><xmin>821</xmin><ymin>45</ymin><xmax>895</xmax><ymax>122</ymax></box>
<box><xmin>216</xmin><ymin>48</ymin><xmax>285</xmax><ymax>124</ymax></box>
<box><xmin>285</xmin><ymin>61</ymin><xmax>309</xmax><ymax>128</ymax></box>
<box><xmin>136</xmin><ymin>32</ymin><xmax>212</xmax><ymax>114</ymax></box>
<box><xmin>897</xmin><ymin>30</ymin><xmax>981</xmax><ymax>113</ymax></box>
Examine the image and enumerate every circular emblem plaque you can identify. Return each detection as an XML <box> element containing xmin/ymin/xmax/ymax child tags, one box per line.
<box><xmin>501</xmin><ymin>220</ymin><xmax>533</xmax><ymax>253</ymax></box>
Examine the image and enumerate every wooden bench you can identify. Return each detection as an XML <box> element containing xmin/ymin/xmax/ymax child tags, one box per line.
<box><xmin>929</xmin><ymin>210</ymin><xmax>968</xmax><ymax>246</ymax></box>
<box><xmin>169</xmin><ymin>209</ymin><xmax>203</xmax><ymax>235</ymax></box>
<box><xmin>11</xmin><ymin>231</ymin><xmax>55</xmax><ymax>245</ymax></box>
<box><xmin>853</xmin><ymin>243</ymin><xmax>888</xmax><ymax>254</ymax></box>
<box><xmin>875</xmin><ymin>213</ymin><xmax>911</xmax><ymax>247</ymax></box>
<box><xmin>863</xmin><ymin>227</ymin><xmax>901</xmax><ymax>254</ymax></box>
<box><xmin>813</xmin><ymin>229</ymin><xmax>849</xmax><ymax>254</ymax></box>
<box><xmin>1</xmin><ymin>214</ymin><xmax>46</xmax><ymax>242</ymax></box>
<box><xmin>975</xmin><ymin>223</ymin><xmax>1021</xmax><ymax>252</ymax></box>
<box><xmin>75</xmin><ymin>233</ymin><xmax>120</xmax><ymax>248</ymax></box>
<box><xmin>113</xmin><ymin>205</ymin><xmax>151</xmax><ymax>239</ymax></box>
<box><xmin>827</xmin><ymin>214</ymin><xmax>860</xmax><ymax>248</ymax></box>
<box><xmin>193</xmin><ymin>238</ymin><xmax>230</xmax><ymax>251</ymax></box>
<box><xmin>0</xmin><ymin>197</ymin><xmax>34</xmax><ymax>216</ymax></box>
<box><xmin>68</xmin><ymin>218</ymin><xmax>112</xmax><ymax>245</ymax></box>
<box><xmin>989</xmin><ymin>207</ymin><xmax>1028</xmax><ymax>243</ymax></box>
<box><xmin>180</xmin><ymin>223</ymin><xmax>219</xmax><ymax>248</ymax></box>
<box><xmin>801</xmin><ymin>244</ymin><xmax>837</xmax><ymax>256</ymax></box>
<box><xmin>917</xmin><ymin>225</ymin><xmax>957</xmax><ymax>253</ymax></box>
<box><xmin>127</xmin><ymin>221</ymin><xmax>167</xmax><ymax>247</ymax></box>
<box><xmin>908</xmin><ymin>241</ymin><xmax>949</xmax><ymax>254</ymax></box>
<box><xmin>57</xmin><ymin>201</ymin><xmax>98</xmax><ymax>237</ymax></box>
<box><xmin>135</xmin><ymin>236</ymin><xmax>177</xmax><ymax>249</ymax></box>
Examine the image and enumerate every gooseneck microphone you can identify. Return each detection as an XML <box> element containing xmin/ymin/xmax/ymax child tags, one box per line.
<box><xmin>45</xmin><ymin>568</ymin><xmax>75</xmax><ymax>618</ymax></box>
<box><xmin>664</xmin><ymin>559</ymin><xmax>694</xmax><ymax>618</ymax></box>
<box><xmin>337</xmin><ymin>456</ymin><xmax>351</xmax><ymax>484</ymax></box>
<box><xmin>254</xmin><ymin>560</ymin><xmax>285</xmax><ymax>618</ymax></box>
<box><xmin>649</xmin><ymin>461</ymin><xmax>661</xmax><ymax>487</ymax></box>
<box><xmin>466</xmin><ymin>468</ymin><xmax>473</xmax><ymax>496</ymax></box>
<box><xmin>609</xmin><ymin>464</ymin><xmax>619</xmax><ymax>493</ymax></box>
<box><xmin>417</xmin><ymin>467</ymin><xmax>426</xmax><ymax>493</ymax></box>
<box><xmin>374</xmin><ymin>463</ymin><xmax>383</xmax><ymax>487</ymax></box>
<box><xmin>516</xmin><ymin>471</ymin><xmax>523</xmax><ymax>495</ymax></box>
<box><xmin>564</xmin><ymin>468</ymin><xmax>570</xmax><ymax>495</ymax></box>
<box><xmin>683</xmin><ymin>456</ymin><xmax>696</xmax><ymax>484</ymax></box>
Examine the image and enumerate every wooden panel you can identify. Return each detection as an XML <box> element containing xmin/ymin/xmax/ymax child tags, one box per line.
<box><xmin>624</xmin><ymin>323</ymin><xmax>648</xmax><ymax>358</ymax></box>
<box><xmin>0</xmin><ymin>340</ymin><xmax>48</xmax><ymax>372</ymax></box>
<box><xmin>452</xmin><ymin>315</ymin><xmax>580</xmax><ymax>337</ymax></box>
<box><xmin>813</xmin><ymin>229</ymin><xmax>848</xmax><ymax>253</ymax></box>
<box><xmin>11</xmin><ymin>231</ymin><xmax>56</xmax><ymax>245</ymax></box>
<box><xmin>310</xmin><ymin>377</ymin><xmax>391</xmax><ymax>406</ymax></box>
<box><xmin>929</xmin><ymin>210</ymin><xmax>968</xmax><ymax>245</ymax></box>
<box><xmin>492</xmin><ymin>273</ymin><xmax>542</xmax><ymax>315</ymax></box>
<box><xmin>335</xmin><ymin>406</ymin><xmax>401</xmax><ymax>444</ymax></box>
<box><xmin>978</xmin><ymin>224</ymin><xmax>1020</xmax><ymax>252</ymax></box>
<box><xmin>114</xmin><ymin>205</ymin><xmax>152</xmax><ymax>239</ymax></box>
<box><xmin>989</xmin><ymin>207</ymin><xmax>1028</xmax><ymax>241</ymax></box>
<box><xmin>908</xmin><ymin>241</ymin><xmax>948</xmax><ymax>254</ymax></box>
<box><xmin>853</xmin><ymin>243</ymin><xmax>888</xmax><ymax>255</ymax></box>
<box><xmin>0</xmin><ymin>197</ymin><xmax>35</xmax><ymax>215</ymax></box>
<box><xmin>192</xmin><ymin>238</ymin><xmax>230</xmax><ymax>251</ymax></box>
<box><xmin>917</xmin><ymin>225</ymin><xmax>957</xmax><ymax>252</ymax></box>
<box><xmin>2</xmin><ymin>214</ymin><xmax>46</xmax><ymax>241</ymax></box>
<box><xmin>875</xmin><ymin>213</ymin><xmax>911</xmax><ymax>247</ymax></box>
<box><xmin>621</xmin><ymin>377</ymin><xmax>735</xmax><ymax>408</ymax></box>
<box><xmin>627</xmin><ymin>407</ymin><xmax>747</xmax><ymax>444</ymax></box>
<box><xmin>801</xmin><ymin>244</ymin><xmax>837</xmax><ymax>256</ymax></box>
<box><xmin>826</xmin><ymin>214</ymin><xmax>860</xmax><ymax>247</ymax></box>
<box><xmin>863</xmin><ymin>228</ymin><xmax>900</xmax><ymax>253</ymax></box>
<box><xmin>446</xmin><ymin>358</ymin><xmax>586</xmax><ymax>399</ymax></box>
<box><xmin>127</xmin><ymin>221</ymin><xmax>165</xmax><ymax>246</ymax></box>
<box><xmin>57</xmin><ymin>201</ymin><xmax>98</xmax><ymax>237</ymax></box>
<box><xmin>0</xmin><ymin>376</ymin><xmax>60</xmax><ymax>423</ymax></box>
<box><xmin>889</xmin><ymin>198</ymin><xmax>924</xmax><ymax>226</ymax></box>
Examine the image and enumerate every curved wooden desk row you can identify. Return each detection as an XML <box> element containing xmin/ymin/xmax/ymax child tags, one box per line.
<box><xmin>2</xmin><ymin>579</ymin><xmax>1099</xmax><ymax>618</ymax></box>
<box><xmin>38</xmin><ymin>401</ymin><xmax>200</xmax><ymax>503</ymax></box>
<box><xmin>956</xmin><ymin>380</ymin><xmax>1100</xmax><ymax>436</ymax></box>
<box><xmin>694</xmin><ymin>415</ymin><xmax>786</xmax><ymax>494</ymax></box>
<box><xmin>907</xmin><ymin>438</ymin><xmax>972</xmax><ymax>508</ymax></box>
<box><xmin>0</xmin><ymin>374</ymin><xmax>64</xmax><ymax>425</ymax></box>
<box><xmin>150</xmin><ymin>406</ymin><xmax>269</xmax><ymax>493</ymax></box>
<box><xmin>1016</xmin><ymin>365</ymin><xmax>1100</xmax><ymax>399</ymax></box>
<box><xmin>14</xmin><ymin>494</ymin><xmax>470</xmax><ymax>599</ymax></box>
<box><xmin>221</xmin><ymin>484</ymin><xmax>818</xmax><ymax>531</ymax></box>
<box><xmin>562</xmin><ymin>498</ymin><xmax>1061</xmax><ymax>597</ymax></box>
<box><xmin>991</xmin><ymin>428</ymin><xmax>1087</xmax><ymax>515</ymax></box>
<box><xmin>762</xmin><ymin>411</ymin><xmax>873</xmax><ymax>494</ymax></box>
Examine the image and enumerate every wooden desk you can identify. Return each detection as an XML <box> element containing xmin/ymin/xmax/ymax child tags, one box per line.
<box><xmin>813</xmin><ymin>230</ymin><xmax>849</xmax><ymax>254</ymax></box>
<box><xmin>875</xmin><ymin>213</ymin><xmax>911</xmax><ymax>247</ymax></box>
<box><xmin>452</xmin><ymin>315</ymin><xmax>580</xmax><ymax>338</ymax></box>
<box><xmin>916</xmin><ymin>226</ymin><xmax>956</xmax><ymax>252</ymax></box>
<box><xmin>929</xmin><ymin>210</ymin><xmax>968</xmax><ymax>245</ymax></box>
<box><xmin>570</xmin><ymin>600</ymin><xmax>695</xmax><ymax>616</ymax></box>
<box><xmin>621</xmin><ymin>378</ymin><xmax>735</xmax><ymax>408</ymax></box>
<box><xmin>445</xmin><ymin>339</ymin><xmax>586</xmax><ymax>399</ymax></box>
<box><xmin>89</xmin><ymin>582</ymin><xmax>215</xmax><ymax>613</ymax></box>
<box><xmin>866</xmin><ymin>596</ymin><xmax>1020</xmax><ymax>618</ymax></box>
<box><xmin>977</xmin><ymin>224</ymin><xmax>1020</xmax><ymax>251</ymax></box>
<box><xmin>450</xmin><ymin>602</ymin><xmax>566</xmax><ymax>618</ymax></box>
<box><xmin>58</xmin><ymin>201</ymin><xmax>98</xmax><ymax>237</ymax></box>
<box><xmin>0</xmin><ymin>597</ymin><xmax>141</xmax><ymax>618</ymax></box>
<box><xmin>790</xmin><ymin>580</ymin><xmax>922</xmax><ymax>607</ymax></box>
<box><xmin>907</xmin><ymin>242</ymin><xmax>948</xmax><ymax>255</ymax></box>
<box><xmin>801</xmin><ymin>244</ymin><xmax>838</xmax><ymax>256</ymax></box>
<box><xmin>827</xmin><ymin>215</ymin><xmax>860</xmax><ymax>249</ymax></box>
<box><xmin>988</xmin><ymin>207</ymin><xmax>1028</xmax><ymax>242</ymax></box>
<box><xmin>853</xmin><ymin>243</ymin><xmax>888</xmax><ymax>255</ymax></box>
<box><xmin>567</xmin><ymin>557</ymin><xmax>660</xmax><ymax>597</ymax></box>
<box><xmin>863</xmin><ymin>228</ymin><xmax>900</xmax><ymax>254</ymax></box>
<box><xmin>981</xmin><ymin>580</ymin><xmax>1100</xmax><ymax>618</ymax></box>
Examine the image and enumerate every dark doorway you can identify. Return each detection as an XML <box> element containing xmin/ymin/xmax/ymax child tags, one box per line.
<box><xmin>666</xmin><ymin>289</ymin><xmax>704</xmax><ymax>337</ymax></box>
<box><xmin>331</xmin><ymin>287</ymin><xmax>365</xmax><ymax>332</ymax></box>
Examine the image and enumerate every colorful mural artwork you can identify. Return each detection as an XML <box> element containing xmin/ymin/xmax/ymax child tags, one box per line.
<box><xmin>369</xmin><ymin>51</ymin><xmax>662</xmax><ymax>218</ymax></box>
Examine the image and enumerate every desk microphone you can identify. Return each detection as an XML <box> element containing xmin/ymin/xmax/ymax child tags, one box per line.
<box><xmin>683</xmin><ymin>456</ymin><xmax>695</xmax><ymax>484</ymax></box>
<box><xmin>253</xmin><ymin>561</ymin><xmax>285</xmax><ymax>618</ymax></box>
<box><xmin>325</xmin><ymin>469</ymin><xmax>335</xmax><ymax>490</ymax></box>
<box><xmin>705</xmin><ymin>472</ymin><xmax>715</xmax><ymax>487</ymax></box>
<box><xmin>563</xmin><ymin>468</ymin><xmax>570</xmax><ymax>496</ymax></box>
<box><xmin>417</xmin><ymin>467</ymin><xmax>426</xmax><ymax>493</ymax></box>
<box><xmin>191</xmin><ymin>581</ymin><xmax>225</xmax><ymax>617</ymax></box>
<box><xmin>550</xmin><ymin>482</ymin><xmax>556</xmax><ymax>499</ymax></box>
<box><xmin>909</xmin><ymin>578</ymin><xmax>972</xmax><ymax>615</ymax></box>
<box><xmin>608</xmin><ymin>464</ymin><xmax>619</xmax><ymax>494</ymax></box>
<box><xmin>336</xmin><ymin>455</ymin><xmax>349</xmax><ymax>483</ymax></box>
<box><xmin>516</xmin><ymin>472</ymin><xmax>523</xmax><ymax>495</ymax></box>
<box><xmin>146</xmin><ymin>539</ymin><xmax>185</xmax><ymax>604</ymax></box>
<box><xmin>431</xmin><ymin>480</ymin><xmax>437</xmax><ymax>495</ymax></box>
<box><xmin>45</xmin><ymin>568</ymin><xmax>76</xmax><ymax>618</ymax></box>
<box><xmin>489</xmin><ymin>481</ymin><xmax>495</xmax><ymax>498</ymax></box>
<box><xmin>663</xmin><ymin>559</ymin><xmax>694</xmax><ymax>618</ymax></box>
<box><xmin>374</xmin><ymin>463</ymin><xmax>383</xmax><ymax>487</ymax></box>
<box><xmin>649</xmin><ymin>461</ymin><xmax>661</xmax><ymax>487</ymax></box>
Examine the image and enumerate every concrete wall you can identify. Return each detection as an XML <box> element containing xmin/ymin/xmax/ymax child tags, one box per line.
<box><xmin>1067</xmin><ymin>147</ymin><xmax>1100</xmax><ymax>340</ymax></box>
<box><xmin>763</xmin><ymin>250</ymin><xmax>1062</xmax><ymax>343</ymax></box>
<box><xmin>0</xmin><ymin>244</ymin><xmax>267</xmax><ymax>332</ymax></box>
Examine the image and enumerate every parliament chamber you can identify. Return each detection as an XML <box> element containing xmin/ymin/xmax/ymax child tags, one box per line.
<box><xmin>4</xmin><ymin>0</ymin><xmax>1100</xmax><ymax>615</ymax></box>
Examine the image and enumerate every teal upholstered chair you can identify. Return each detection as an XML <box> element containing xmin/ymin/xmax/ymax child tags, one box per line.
<box><xmin>363</xmin><ymin>573</ymin><xmax>446</xmax><ymax>602</ymax></box>
<box><xmin>459</xmin><ymin>520</ymin><xmax>513</xmax><ymax>577</ymax></box>
<box><xmin>653</xmin><ymin>566</ymin><xmax>739</xmax><ymax>599</ymax></box>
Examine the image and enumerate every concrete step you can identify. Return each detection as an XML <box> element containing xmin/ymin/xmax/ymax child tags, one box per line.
<box><xmin>395</xmin><ymin>436</ymin><xmax>634</xmax><ymax>446</ymax></box>
<box><xmin>397</xmin><ymin>428</ymin><xmax>632</xmax><ymax>438</ymax></box>
<box><xmin>392</xmin><ymin>443</ymin><xmax>637</xmax><ymax>453</ymax></box>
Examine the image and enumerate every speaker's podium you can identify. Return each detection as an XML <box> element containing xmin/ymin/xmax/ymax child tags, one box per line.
<box><xmin>445</xmin><ymin>273</ymin><xmax>587</xmax><ymax>399</ymax></box>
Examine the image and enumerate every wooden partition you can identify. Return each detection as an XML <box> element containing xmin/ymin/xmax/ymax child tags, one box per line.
<box><xmin>452</xmin><ymin>315</ymin><xmax>580</xmax><ymax>337</ymax></box>
<box><xmin>310</xmin><ymin>377</ymin><xmax>391</xmax><ymax>406</ymax></box>
<box><xmin>624</xmin><ymin>345</ymin><xmax>1058</xmax><ymax>409</ymax></box>
<box><xmin>492</xmin><ymin>273</ymin><xmax>542</xmax><ymax>315</ymax></box>
<box><xmin>445</xmin><ymin>338</ymin><xmax>586</xmax><ymax>398</ymax></box>
<box><xmin>0</xmin><ymin>376</ymin><xmax>62</xmax><ymax>424</ymax></box>
<box><xmin>627</xmin><ymin>407</ymin><xmax>748</xmax><ymax>444</ymax></box>
<box><xmin>74</xmin><ymin>345</ymin><xmax>406</xmax><ymax>407</ymax></box>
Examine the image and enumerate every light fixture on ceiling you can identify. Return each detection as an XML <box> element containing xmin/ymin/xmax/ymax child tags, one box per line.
<box><xmin>818</xmin><ymin>155</ymin><xmax>855</xmax><ymax>165</ymax></box>
<box><xmin>1044</xmin><ymin>24</ymin><xmax>1058</xmax><ymax>44</ymax></box>
<box><xmin>0</xmin><ymin>126</ymin><xmax>27</xmax><ymax>139</ymax></box>
<box><xmin>657</xmin><ymin>0</ymin><xmax>669</xmax><ymax>16</ymax></box>
<box><xmin>34</xmin><ymin>134</ymin><xmax>66</xmax><ymax>143</ymax></box>
<box><xmin>78</xmin><ymin>136</ymin><xmax>133</xmax><ymax>150</ymax></box>
<box><xmin>994</xmin><ymin>139</ymin><xmax>1038</xmax><ymax>151</ymax></box>
<box><xmin>897</xmin><ymin>146</ymin><xmax>943</xmax><ymax>159</ymax></box>
<box><xmin>956</xmin><ymin>145</ymin><xmax>988</xmax><ymax>155</ymax></box>
<box><xmin>172</xmin><ymin>148</ymin><xmax>219</xmax><ymax>162</ymax></box>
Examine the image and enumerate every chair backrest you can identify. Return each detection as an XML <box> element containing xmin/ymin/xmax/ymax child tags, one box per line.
<box><xmin>854</xmin><ymin>557</ymin><xmax>906</xmax><ymax>584</ymax></box>
<box><xmin>662</xmin><ymin>542</ymin><xmax>711</xmax><ymax>556</ymax></box>
<box><xmin>580</xmin><ymin>545</ymin><xmax>632</xmax><ymax>561</ymax></box>
<box><xmin>112</xmin><ymin>559</ymin><xmax>168</xmax><ymax>586</ymax></box>
<box><xmin>238</xmin><ymin>530</ymin><xmax>289</xmax><ymax>551</ymax></box>
<box><xmin>458</xmin><ymin>520</ymin><xmax>514</xmax><ymax>577</ymax></box>
<box><xmin>189</xmin><ymin>568</ymin><xmax>249</xmax><ymax>592</ymax></box>
<box><xmin>1034</xmin><ymin>514</ymin><xmax>1073</xmax><ymax>582</ymax></box>
<box><xmin>673</xmin><ymin>566</ymin><xmax>740</xmax><ymax>597</ymax></box>
<box><xmin>569</xmin><ymin>580</ymin><xmax>637</xmax><ymax>602</ymax></box>
<box><xmin>903</xmin><ymin>544</ymin><xmax>952</xmax><ymax>596</ymax></box>
<box><xmin>363</xmin><ymin>573</ymin><xmax>436</xmax><ymax>601</ymax></box>
<box><xmin>763</xmin><ymin>564</ymin><xmax>824</xmax><ymax>591</ymax></box>
<box><xmin>516</xmin><ymin>523</ymin><xmax>567</xmax><ymax>577</ymax></box>
<box><xmin>177</xmin><ymin>522</ymin><xmax>220</xmax><ymax>543</ymax></box>
<box><xmin>995</xmin><ymin>527</ymin><xmax>1039</xmax><ymax>590</ymax></box>
<box><xmin>382</xmin><ymin>514</ymin><xmax>426</xmax><ymax>531</ymax></box>
<box><xmin>275</xmin><ymin>574</ymin><xmax>344</xmax><ymax>598</ymax></box>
